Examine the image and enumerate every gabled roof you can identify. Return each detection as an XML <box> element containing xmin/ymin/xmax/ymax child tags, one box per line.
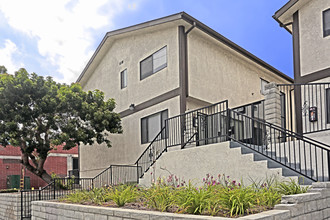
<box><xmin>77</xmin><ymin>12</ymin><xmax>293</xmax><ymax>84</ymax></box>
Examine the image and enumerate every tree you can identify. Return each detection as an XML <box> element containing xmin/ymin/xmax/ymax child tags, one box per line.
<box><xmin>0</xmin><ymin>68</ymin><xmax>122</xmax><ymax>183</ymax></box>
<box><xmin>0</xmin><ymin>65</ymin><xmax>7</xmax><ymax>74</ymax></box>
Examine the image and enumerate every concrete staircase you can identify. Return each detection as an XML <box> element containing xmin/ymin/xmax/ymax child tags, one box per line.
<box><xmin>229</xmin><ymin>142</ymin><xmax>314</xmax><ymax>185</ymax></box>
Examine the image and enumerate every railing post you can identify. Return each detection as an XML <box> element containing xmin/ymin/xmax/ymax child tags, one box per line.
<box><xmin>136</xmin><ymin>163</ymin><xmax>139</xmax><ymax>184</ymax></box>
<box><xmin>328</xmin><ymin>151</ymin><xmax>330</xmax><ymax>181</ymax></box>
<box><xmin>21</xmin><ymin>190</ymin><xmax>23</xmax><ymax>220</ymax></box>
<box><xmin>53</xmin><ymin>179</ymin><xmax>56</xmax><ymax>199</ymax></box>
<box><xmin>165</xmin><ymin>120</ymin><xmax>168</xmax><ymax>152</ymax></box>
<box><xmin>39</xmin><ymin>189</ymin><xmax>41</xmax><ymax>201</ymax></box>
<box><xmin>227</xmin><ymin>108</ymin><xmax>231</xmax><ymax>141</ymax></box>
<box><xmin>110</xmin><ymin>166</ymin><xmax>113</xmax><ymax>185</ymax></box>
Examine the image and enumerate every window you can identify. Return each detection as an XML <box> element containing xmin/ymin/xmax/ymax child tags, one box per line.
<box><xmin>323</xmin><ymin>9</ymin><xmax>330</xmax><ymax>37</ymax></box>
<box><xmin>260</xmin><ymin>78</ymin><xmax>269</xmax><ymax>95</ymax></box>
<box><xmin>140</xmin><ymin>46</ymin><xmax>167</xmax><ymax>80</ymax></box>
<box><xmin>141</xmin><ymin>110</ymin><xmax>168</xmax><ymax>144</ymax></box>
<box><xmin>120</xmin><ymin>69</ymin><xmax>127</xmax><ymax>89</ymax></box>
<box><xmin>326</xmin><ymin>88</ymin><xmax>330</xmax><ymax>123</ymax></box>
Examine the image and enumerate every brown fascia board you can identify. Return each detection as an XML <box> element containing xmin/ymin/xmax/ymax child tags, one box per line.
<box><xmin>273</xmin><ymin>0</ymin><xmax>299</xmax><ymax>34</ymax></box>
<box><xmin>77</xmin><ymin>11</ymin><xmax>293</xmax><ymax>84</ymax></box>
<box><xmin>180</xmin><ymin>12</ymin><xmax>293</xmax><ymax>83</ymax></box>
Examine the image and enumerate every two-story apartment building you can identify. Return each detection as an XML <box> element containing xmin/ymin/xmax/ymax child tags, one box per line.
<box><xmin>77</xmin><ymin>12</ymin><xmax>293</xmax><ymax>178</ymax></box>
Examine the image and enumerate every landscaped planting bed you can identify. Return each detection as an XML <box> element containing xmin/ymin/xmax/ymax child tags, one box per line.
<box><xmin>59</xmin><ymin>174</ymin><xmax>309</xmax><ymax>218</ymax></box>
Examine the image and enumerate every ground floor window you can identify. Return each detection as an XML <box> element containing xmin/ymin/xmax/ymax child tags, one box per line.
<box><xmin>141</xmin><ymin>110</ymin><xmax>168</xmax><ymax>144</ymax></box>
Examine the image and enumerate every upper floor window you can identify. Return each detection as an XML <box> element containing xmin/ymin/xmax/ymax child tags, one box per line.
<box><xmin>323</xmin><ymin>8</ymin><xmax>330</xmax><ymax>37</ymax></box>
<box><xmin>120</xmin><ymin>69</ymin><xmax>127</xmax><ymax>89</ymax></box>
<box><xmin>141</xmin><ymin>109</ymin><xmax>168</xmax><ymax>144</ymax></box>
<box><xmin>140</xmin><ymin>46</ymin><xmax>167</xmax><ymax>80</ymax></box>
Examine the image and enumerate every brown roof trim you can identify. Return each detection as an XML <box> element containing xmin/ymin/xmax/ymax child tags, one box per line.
<box><xmin>273</xmin><ymin>0</ymin><xmax>299</xmax><ymax>19</ymax></box>
<box><xmin>180</xmin><ymin>12</ymin><xmax>293</xmax><ymax>83</ymax></box>
<box><xmin>77</xmin><ymin>11</ymin><xmax>293</xmax><ymax>84</ymax></box>
<box><xmin>273</xmin><ymin>0</ymin><xmax>298</xmax><ymax>33</ymax></box>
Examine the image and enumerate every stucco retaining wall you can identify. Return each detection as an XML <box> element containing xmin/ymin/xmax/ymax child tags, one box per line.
<box><xmin>30</xmin><ymin>182</ymin><xmax>330</xmax><ymax>220</ymax></box>
<box><xmin>0</xmin><ymin>192</ymin><xmax>21</xmax><ymax>220</ymax></box>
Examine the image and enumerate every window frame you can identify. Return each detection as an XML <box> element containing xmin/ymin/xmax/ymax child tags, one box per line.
<box><xmin>140</xmin><ymin>46</ymin><xmax>167</xmax><ymax>80</ymax></box>
<box><xmin>323</xmin><ymin>8</ymin><xmax>330</xmax><ymax>38</ymax></box>
<box><xmin>141</xmin><ymin>109</ymin><xmax>168</xmax><ymax>144</ymax></box>
<box><xmin>120</xmin><ymin>69</ymin><xmax>127</xmax><ymax>89</ymax></box>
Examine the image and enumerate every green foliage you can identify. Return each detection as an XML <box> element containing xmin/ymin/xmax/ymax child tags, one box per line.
<box><xmin>276</xmin><ymin>178</ymin><xmax>310</xmax><ymax>195</ymax></box>
<box><xmin>61</xmin><ymin>190</ymin><xmax>90</xmax><ymax>203</ymax></box>
<box><xmin>175</xmin><ymin>183</ymin><xmax>212</xmax><ymax>215</ymax></box>
<box><xmin>60</xmin><ymin>175</ymin><xmax>310</xmax><ymax>217</ymax></box>
<box><xmin>0</xmin><ymin>68</ymin><xmax>122</xmax><ymax>182</ymax></box>
<box><xmin>107</xmin><ymin>185</ymin><xmax>137</xmax><ymax>207</ymax></box>
<box><xmin>219</xmin><ymin>187</ymin><xmax>255</xmax><ymax>216</ymax></box>
<box><xmin>142</xmin><ymin>183</ymin><xmax>176</xmax><ymax>212</ymax></box>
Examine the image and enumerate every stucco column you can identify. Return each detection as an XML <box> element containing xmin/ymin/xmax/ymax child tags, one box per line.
<box><xmin>264</xmin><ymin>82</ymin><xmax>282</xmax><ymax>145</ymax></box>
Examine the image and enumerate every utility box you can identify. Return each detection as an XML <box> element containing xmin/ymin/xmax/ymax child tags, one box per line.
<box><xmin>24</xmin><ymin>177</ymin><xmax>30</xmax><ymax>189</ymax></box>
<box><xmin>6</xmin><ymin>175</ymin><xmax>20</xmax><ymax>189</ymax></box>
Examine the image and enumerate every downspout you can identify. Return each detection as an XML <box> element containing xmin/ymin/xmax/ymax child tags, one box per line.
<box><xmin>184</xmin><ymin>22</ymin><xmax>196</xmax><ymax>99</ymax></box>
<box><xmin>178</xmin><ymin>22</ymin><xmax>196</xmax><ymax>148</ymax></box>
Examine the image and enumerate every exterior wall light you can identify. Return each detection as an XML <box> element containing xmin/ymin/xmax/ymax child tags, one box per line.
<box><xmin>129</xmin><ymin>104</ymin><xmax>135</xmax><ymax>111</ymax></box>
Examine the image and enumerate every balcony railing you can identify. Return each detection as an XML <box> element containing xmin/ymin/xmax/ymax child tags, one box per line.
<box><xmin>278</xmin><ymin>83</ymin><xmax>330</xmax><ymax>134</ymax></box>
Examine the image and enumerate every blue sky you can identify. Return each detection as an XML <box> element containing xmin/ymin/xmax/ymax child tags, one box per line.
<box><xmin>0</xmin><ymin>0</ymin><xmax>292</xmax><ymax>83</ymax></box>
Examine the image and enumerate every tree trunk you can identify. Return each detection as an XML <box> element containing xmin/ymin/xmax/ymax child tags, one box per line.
<box><xmin>21</xmin><ymin>152</ymin><xmax>52</xmax><ymax>184</ymax></box>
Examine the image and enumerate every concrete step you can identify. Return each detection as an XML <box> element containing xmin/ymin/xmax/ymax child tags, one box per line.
<box><xmin>229</xmin><ymin>141</ymin><xmax>315</xmax><ymax>185</ymax></box>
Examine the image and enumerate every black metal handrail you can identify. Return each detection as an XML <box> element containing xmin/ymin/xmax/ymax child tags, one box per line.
<box><xmin>135</xmin><ymin>126</ymin><xmax>167</xmax><ymax>178</ymax></box>
<box><xmin>228</xmin><ymin>109</ymin><xmax>330</xmax><ymax>182</ymax></box>
<box><xmin>135</xmin><ymin>100</ymin><xmax>229</xmax><ymax>178</ymax></box>
<box><xmin>92</xmin><ymin>164</ymin><xmax>140</xmax><ymax>188</ymax></box>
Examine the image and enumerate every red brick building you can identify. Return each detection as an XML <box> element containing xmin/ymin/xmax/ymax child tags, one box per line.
<box><xmin>0</xmin><ymin>145</ymin><xmax>78</xmax><ymax>189</ymax></box>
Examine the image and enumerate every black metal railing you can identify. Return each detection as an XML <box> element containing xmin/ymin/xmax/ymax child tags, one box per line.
<box><xmin>166</xmin><ymin>100</ymin><xmax>229</xmax><ymax>148</ymax></box>
<box><xmin>135</xmin><ymin>100</ymin><xmax>229</xmax><ymax>178</ymax></box>
<box><xmin>92</xmin><ymin>164</ymin><xmax>140</xmax><ymax>188</ymax></box>
<box><xmin>278</xmin><ymin>83</ymin><xmax>330</xmax><ymax>134</ymax></box>
<box><xmin>21</xmin><ymin>177</ymin><xmax>93</xmax><ymax>219</ymax></box>
<box><xmin>232</xmin><ymin>100</ymin><xmax>265</xmax><ymax>121</ymax></box>
<box><xmin>229</xmin><ymin>109</ymin><xmax>330</xmax><ymax>182</ymax></box>
<box><xmin>21</xmin><ymin>164</ymin><xmax>140</xmax><ymax>219</ymax></box>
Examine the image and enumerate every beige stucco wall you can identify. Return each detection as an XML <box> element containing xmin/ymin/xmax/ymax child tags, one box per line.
<box><xmin>139</xmin><ymin>141</ymin><xmax>295</xmax><ymax>187</ymax></box>
<box><xmin>299</xmin><ymin>0</ymin><xmax>330</xmax><ymax>76</ymax></box>
<box><xmin>187</xmin><ymin>29</ymin><xmax>291</xmax><ymax>109</ymax></box>
<box><xmin>80</xmin><ymin>96</ymin><xmax>180</xmax><ymax>178</ymax></box>
<box><xmin>82</xmin><ymin>24</ymin><xmax>180</xmax><ymax>113</ymax></box>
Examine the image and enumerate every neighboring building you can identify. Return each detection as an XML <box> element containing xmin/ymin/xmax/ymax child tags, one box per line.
<box><xmin>0</xmin><ymin>145</ymin><xmax>78</xmax><ymax>189</ymax></box>
<box><xmin>77</xmin><ymin>12</ymin><xmax>293</xmax><ymax>178</ymax></box>
<box><xmin>273</xmin><ymin>0</ymin><xmax>330</xmax><ymax>142</ymax></box>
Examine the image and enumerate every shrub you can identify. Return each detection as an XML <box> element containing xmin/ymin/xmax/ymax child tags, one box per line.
<box><xmin>219</xmin><ymin>187</ymin><xmax>255</xmax><ymax>216</ymax></box>
<box><xmin>276</xmin><ymin>178</ymin><xmax>310</xmax><ymax>195</ymax></box>
<box><xmin>142</xmin><ymin>183</ymin><xmax>175</xmax><ymax>212</ymax></box>
<box><xmin>107</xmin><ymin>184</ymin><xmax>137</xmax><ymax>207</ymax></box>
<box><xmin>175</xmin><ymin>182</ymin><xmax>213</xmax><ymax>215</ymax></box>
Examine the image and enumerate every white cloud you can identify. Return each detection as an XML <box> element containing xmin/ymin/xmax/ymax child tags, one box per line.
<box><xmin>0</xmin><ymin>39</ymin><xmax>23</xmax><ymax>73</ymax></box>
<box><xmin>0</xmin><ymin>0</ymin><xmax>141</xmax><ymax>83</ymax></box>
